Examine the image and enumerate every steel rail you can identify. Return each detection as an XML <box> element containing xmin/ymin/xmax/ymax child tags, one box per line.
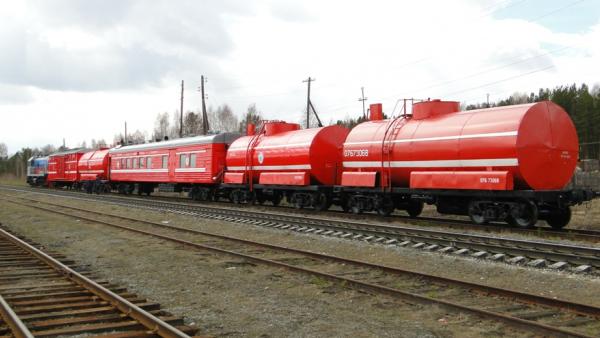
<box><xmin>0</xmin><ymin>227</ymin><xmax>191</xmax><ymax>338</ymax></box>
<box><xmin>3</xmin><ymin>197</ymin><xmax>600</xmax><ymax>337</ymax></box>
<box><xmin>10</xmin><ymin>192</ymin><xmax>600</xmax><ymax>270</ymax></box>
<box><xmin>0</xmin><ymin>294</ymin><xmax>34</xmax><ymax>338</ymax></box>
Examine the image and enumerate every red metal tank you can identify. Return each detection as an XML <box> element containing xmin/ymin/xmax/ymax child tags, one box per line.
<box><xmin>225</xmin><ymin>122</ymin><xmax>349</xmax><ymax>186</ymax></box>
<box><xmin>78</xmin><ymin>149</ymin><xmax>110</xmax><ymax>181</ymax></box>
<box><xmin>47</xmin><ymin>149</ymin><xmax>86</xmax><ymax>185</ymax></box>
<box><xmin>342</xmin><ymin>101</ymin><xmax>578</xmax><ymax>190</ymax></box>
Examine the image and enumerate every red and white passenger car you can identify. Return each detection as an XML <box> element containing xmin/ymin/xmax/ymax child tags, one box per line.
<box><xmin>108</xmin><ymin>133</ymin><xmax>239</xmax><ymax>197</ymax></box>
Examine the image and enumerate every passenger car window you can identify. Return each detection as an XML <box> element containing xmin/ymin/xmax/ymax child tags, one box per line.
<box><xmin>190</xmin><ymin>154</ymin><xmax>196</xmax><ymax>167</ymax></box>
<box><xmin>180</xmin><ymin>154</ymin><xmax>187</xmax><ymax>168</ymax></box>
<box><xmin>162</xmin><ymin>155</ymin><xmax>168</xmax><ymax>168</ymax></box>
<box><xmin>127</xmin><ymin>158</ymin><xmax>132</xmax><ymax>169</ymax></box>
<box><xmin>147</xmin><ymin>157</ymin><xmax>152</xmax><ymax>169</ymax></box>
<box><xmin>133</xmin><ymin>158</ymin><xmax>139</xmax><ymax>169</ymax></box>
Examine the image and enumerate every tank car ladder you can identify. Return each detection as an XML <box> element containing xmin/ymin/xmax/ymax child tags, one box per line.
<box><xmin>380</xmin><ymin>103</ymin><xmax>410</xmax><ymax>191</ymax></box>
<box><xmin>244</xmin><ymin>124</ymin><xmax>264</xmax><ymax>192</ymax></box>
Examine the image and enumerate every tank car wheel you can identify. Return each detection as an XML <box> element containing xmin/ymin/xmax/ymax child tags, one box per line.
<box><xmin>313</xmin><ymin>192</ymin><xmax>331</xmax><ymax>211</ymax></box>
<box><xmin>508</xmin><ymin>201</ymin><xmax>538</xmax><ymax>228</ymax></box>
<box><xmin>406</xmin><ymin>200</ymin><xmax>424</xmax><ymax>218</ymax></box>
<box><xmin>348</xmin><ymin>197</ymin><xmax>362</xmax><ymax>214</ymax></box>
<box><xmin>376</xmin><ymin>197</ymin><xmax>395</xmax><ymax>217</ymax></box>
<box><xmin>271</xmin><ymin>193</ymin><xmax>282</xmax><ymax>206</ymax></box>
<box><xmin>546</xmin><ymin>207</ymin><xmax>571</xmax><ymax>229</ymax></box>
<box><xmin>254</xmin><ymin>192</ymin><xmax>266</xmax><ymax>205</ymax></box>
<box><xmin>199</xmin><ymin>189</ymin><xmax>209</xmax><ymax>201</ymax></box>
<box><xmin>468</xmin><ymin>200</ymin><xmax>488</xmax><ymax>225</ymax></box>
<box><xmin>231</xmin><ymin>190</ymin><xmax>242</xmax><ymax>204</ymax></box>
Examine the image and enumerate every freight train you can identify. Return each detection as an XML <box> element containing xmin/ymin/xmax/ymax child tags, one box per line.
<box><xmin>27</xmin><ymin>100</ymin><xmax>599</xmax><ymax>229</ymax></box>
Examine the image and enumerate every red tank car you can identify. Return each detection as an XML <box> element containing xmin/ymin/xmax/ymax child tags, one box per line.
<box><xmin>78</xmin><ymin>148</ymin><xmax>110</xmax><ymax>193</ymax></box>
<box><xmin>342</xmin><ymin>100</ymin><xmax>578</xmax><ymax>190</ymax></box>
<box><xmin>108</xmin><ymin>133</ymin><xmax>239</xmax><ymax>197</ymax></box>
<box><xmin>47</xmin><ymin>149</ymin><xmax>87</xmax><ymax>188</ymax></box>
<box><xmin>224</xmin><ymin>121</ymin><xmax>349</xmax><ymax>208</ymax></box>
<box><xmin>340</xmin><ymin>100</ymin><xmax>582</xmax><ymax>228</ymax></box>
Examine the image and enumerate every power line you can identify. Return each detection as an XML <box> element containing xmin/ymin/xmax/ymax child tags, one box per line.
<box><xmin>442</xmin><ymin>64</ymin><xmax>555</xmax><ymax>98</ymax></box>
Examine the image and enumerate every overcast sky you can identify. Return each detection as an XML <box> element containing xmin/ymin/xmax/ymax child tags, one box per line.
<box><xmin>1</xmin><ymin>0</ymin><xmax>599</xmax><ymax>154</ymax></box>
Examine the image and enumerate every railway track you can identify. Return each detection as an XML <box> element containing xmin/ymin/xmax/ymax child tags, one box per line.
<box><xmin>0</xmin><ymin>226</ymin><xmax>196</xmax><ymax>338</ymax></box>
<box><xmin>3</xmin><ymin>185</ymin><xmax>600</xmax><ymax>244</ymax></box>
<box><xmin>3</xmin><ymin>187</ymin><xmax>600</xmax><ymax>274</ymax></box>
<box><xmin>2</xmin><ymin>194</ymin><xmax>600</xmax><ymax>337</ymax></box>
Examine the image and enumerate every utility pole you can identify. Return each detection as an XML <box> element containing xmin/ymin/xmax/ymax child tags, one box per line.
<box><xmin>180</xmin><ymin>80</ymin><xmax>184</xmax><ymax>138</ymax></box>
<box><xmin>199</xmin><ymin>75</ymin><xmax>209</xmax><ymax>135</ymax></box>
<box><xmin>303</xmin><ymin>77</ymin><xmax>315</xmax><ymax>128</ymax></box>
<box><xmin>124</xmin><ymin>121</ymin><xmax>128</xmax><ymax>145</ymax></box>
<box><xmin>358</xmin><ymin>87</ymin><xmax>368</xmax><ymax>119</ymax></box>
<box><xmin>486</xmin><ymin>93</ymin><xmax>490</xmax><ymax>107</ymax></box>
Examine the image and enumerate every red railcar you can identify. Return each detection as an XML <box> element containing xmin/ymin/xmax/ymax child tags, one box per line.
<box><xmin>47</xmin><ymin>149</ymin><xmax>87</xmax><ymax>188</ymax></box>
<box><xmin>108</xmin><ymin>133</ymin><xmax>239</xmax><ymax>197</ymax></box>
<box><xmin>342</xmin><ymin>100</ymin><xmax>577</xmax><ymax>190</ymax></box>
<box><xmin>78</xmin><ymin>148</ymin><xmax>110</xmax><ymax>193</ymax></box>
<box><xmin>224</xmin><ymin>121</ymin><xmax>349</xmax><ymax>208</ymax></box>
<box><xmin>339</xmin><ymin>100</ymin><xmax>582</xmax><ymax>228</ymax></box>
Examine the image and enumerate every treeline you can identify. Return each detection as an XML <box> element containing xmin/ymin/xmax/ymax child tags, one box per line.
<box><xmin>0</xmin><ymin>144</ymin><xmax>59</xmax><ymax>179</ymax></box>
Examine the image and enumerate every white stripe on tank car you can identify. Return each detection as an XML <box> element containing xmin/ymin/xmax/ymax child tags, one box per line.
<box><xmin>342</xmin><ymin>158</ymin><xmax>518</xmax><ymax>168</ymax></box>
<box><xmin>343</xmin><ymin>131</ymin><xmax>518</xmax><ymax>146</ymax></box>
<box><xmin>228</xmin><ymin>142</ymin><xmax>312</xmax><ymax>151</ymax></box>
<box><xmin>175</xmin><ymin>168</ymin><xmax>207</xmax><ymax>173</ymax></box>
<box><xmin>227</xmin><ymin>164</ymin><xmax>312</xmax><ymax>171</ymax></box>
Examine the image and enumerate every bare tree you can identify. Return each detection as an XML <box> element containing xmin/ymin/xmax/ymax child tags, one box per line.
<box><xmin>153</xmin><ymin>112</ymin><xmax>171</xmax><ymax>140</ymax></box>
<box><xmin>0</xmin><ymin>143</ymin><xmax>7</xmax><ymax>159</ymax></box>
<box><xmin>183</xmin><ymin>111</ymin><xmax>202</xmax><ymax>136</ymax></box>
<box><xmin>113</xmin><ymin>131</ymin><xmax>145</xmax><ymax>145</ymax></box>
<box><xmin>209</xmin><ymin>104</ymin><xmax>238</xmax><ymax>132</ymax></box>
<box><xmin>40</xmin><ymin>144</ymin><xmax>56</xmax><ymax>155</ymax></box>
<box><xmin>238</xmin><ymin>103</ymin><xmax>263</xmax><ymax>133</ymax></box>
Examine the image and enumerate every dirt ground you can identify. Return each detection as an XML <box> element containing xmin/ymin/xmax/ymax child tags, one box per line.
<box><xmin>1</xmin><ymin>191</ymin><xmax>600</xmax><ymax>337</ymax></box>
<box><xmin>5</xmin><ymin>197</ymin><xmax>584</xmax><ymax>337</ymax></box>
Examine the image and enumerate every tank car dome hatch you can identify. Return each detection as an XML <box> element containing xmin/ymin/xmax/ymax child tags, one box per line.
<box><xmin>412</xmin><ymin>100</ymin><xmax>460</xmax><ymax>120</ymax></box>
<box><xmin>263</xmin><ymin>121</ymin><xmax>301</xmax><ymax>136</ymax></box>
